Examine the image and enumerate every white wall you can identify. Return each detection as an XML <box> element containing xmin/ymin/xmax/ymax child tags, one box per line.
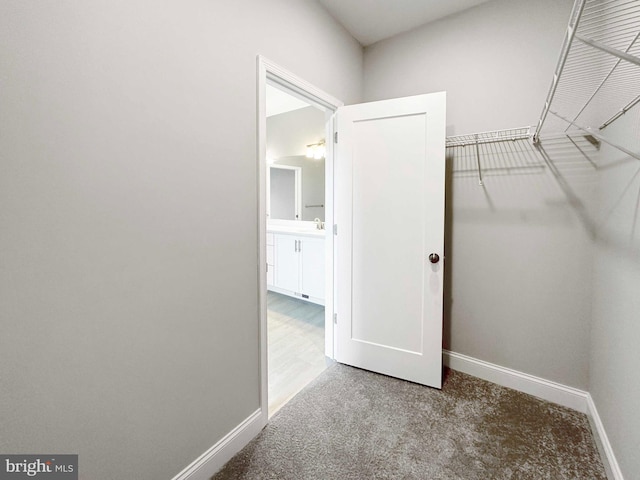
<box><xmin>362</xmin><ymin>0</ymin><xmax>595</xmax><ymax>389</ymax></box>
<box><xmin>0</xmin><ymin>1</ymin><xmax>362</xmax><ymax>479</ymax></box>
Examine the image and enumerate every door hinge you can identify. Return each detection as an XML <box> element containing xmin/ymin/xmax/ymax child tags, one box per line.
<box><xmin>334</xmin><ymin>131</ymin><xmax>338</xmax><ymax>143</ymax></box>
<box><xmin>334</xmin><ymin>313</ymin><xmax>337</xmax><ymax>324</ymax></box>
<box><xmin>266</xmin><ymin>263</ymin><xmax>269</xmax><ymax>272</ymax></box>
<box><xmin>333</xmin><ymin>224</ymin><xmax>338</xmax><ymax>235</ymax></box>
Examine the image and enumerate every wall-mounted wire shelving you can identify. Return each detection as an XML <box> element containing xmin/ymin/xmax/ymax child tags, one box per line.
<box><xmin>533</xmin><ymin>0</ymin><xmax>640</xmax><ymax>161</ymax></box>
<box><xmin>445</xmin><ymin>127</ymin><xmax>532</xmax><ymax>148</ymax></box>
<box><xmin>447</xmin><ymin>0</ymin><xmax>640</xmax><ymax>185</ymax></box>
<box><xmin>446</xmin><ymin>127</ymin><xmax>544</xmax><ymax>186</ymax></box>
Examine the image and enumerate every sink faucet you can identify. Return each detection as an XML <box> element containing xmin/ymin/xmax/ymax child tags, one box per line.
<box><xmin>314</xmin><ymin>218</ymin><xmax>324</xmax><ymax>230</ymax></box>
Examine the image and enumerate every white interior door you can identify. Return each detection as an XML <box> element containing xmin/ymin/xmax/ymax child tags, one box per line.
<box><xmin>335</xmin><ymin>92</ymin><xmax>446</xmax><ymax>388</ymax></box>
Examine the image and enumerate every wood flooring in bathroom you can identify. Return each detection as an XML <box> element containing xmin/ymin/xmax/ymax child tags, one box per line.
<box><xmin>267</xmin><ymin>291</ymin><xmax>327</xmax><ymax>417</ymax></box>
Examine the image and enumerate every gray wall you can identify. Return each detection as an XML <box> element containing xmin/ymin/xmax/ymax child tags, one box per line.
<box><xmin>589</xmin><ymin>110</ymin><xmax>640</xmax><ymax>478</ymax></box>
<box><xmin>0</xmin><ymin>1</ymin><xmax>361</xmax><ymax>479</ymax></box>
<box><xmin>267</xmin><ymin>106</ymin><xmax>326</xmax><ymax>158</ymax></box>
<box><xmin>363</xmin><ymin>0</ymin><xmax>594</xmax><ymax>389</ymax></box>
<box><xmin>364</xmin><ymin>0</ymin><xmax>573</xmax><ymax>135</ymax></box>
<box><xmin>267</xmin><ymin>106</ymin><xmax>326</xmax><ymax>221</ymax></box>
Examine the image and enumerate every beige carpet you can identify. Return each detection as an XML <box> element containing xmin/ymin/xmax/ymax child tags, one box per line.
<box><xmin>213</xmin><ymin>364</ymin><xmax>606</xmax><ymax>479</ymax></box>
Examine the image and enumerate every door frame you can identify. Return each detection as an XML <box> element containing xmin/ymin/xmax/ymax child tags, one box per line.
<box><xmin>256</xmin><ymin>56</ymin><xmax>343</xmax><ymax>424</ymax></box>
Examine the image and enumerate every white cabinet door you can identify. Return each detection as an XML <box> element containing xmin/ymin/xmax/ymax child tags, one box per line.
<box><xmin>335</xmin><ymin>92</ymin><xmax>446</xmax><ymax>388</ymax></box>
<box><xmin>271</xmin><ymin>233</ymin><xmax>325</xmax><ymax>304</ymax></box>
<box><xmin>274</xmin><ymin>235</ymin><xmax>299</xmax><ymax>293</ymax></box>
<box><xmin>300</xmin><ymin>237</ymin><xmax>325</xmax><ymax>301</ymax></box>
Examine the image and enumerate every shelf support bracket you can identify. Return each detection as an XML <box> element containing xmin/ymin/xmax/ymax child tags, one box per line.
<box><xmin>600</xmin><ymin>93</ymin><xmax>640</xmax><ymax>131</ymax></box>
<box><xmin>549</xmin><ymin>110</ymin><xmax>640</xmax><ymax>162</ymax></box>
<box><xmin>474</xmin><ymin>135</ymin><xmax>484</xmax><ymax>186</ymax></box>
<box><xmin>575</xmin><ymin>35</ymin><xmax>640</xmax><ymax>68</ymax></box>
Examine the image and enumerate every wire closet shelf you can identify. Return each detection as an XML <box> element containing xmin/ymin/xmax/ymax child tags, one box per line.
<box><xmin>446</xmin><ymin>127</ymin><xmax>546</xmax><ymax>186</ymax></box>
<box><xmin>446</xmin><ymin>0</ymin><xmax>640</xmax><ymax>185</ymax></box>
<box><xmin>445</xmin><ymin>127</ymin><xmax>531</xmax><ymax>148</ymax></box>
<box><xmin>532</xmin><ymin>0</ymin><xmax>640</xmax><ymax>161</ymax></box>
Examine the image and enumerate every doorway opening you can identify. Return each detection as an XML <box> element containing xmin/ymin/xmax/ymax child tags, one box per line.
<box><xmin>266</xmin><ymin>84</ymin><xmax>326</xmax><ymax>415</ymax></box>
<box><xmin>257</xmin><ymin>57</ymin><xmax>343</xmax><ymax>420</ymax></box>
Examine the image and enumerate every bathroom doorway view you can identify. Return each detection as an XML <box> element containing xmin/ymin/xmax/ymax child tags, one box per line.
<box><xmin>265</xmin><ymin>82</ymin><xmax>330</xmax><ymax>416</ymax></box>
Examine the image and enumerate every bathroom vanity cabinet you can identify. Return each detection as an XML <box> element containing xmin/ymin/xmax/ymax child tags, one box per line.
<box><xmin>267</xmin><ymin>230</ymin><xmax>325</xmax><ymax>305</ymax></box>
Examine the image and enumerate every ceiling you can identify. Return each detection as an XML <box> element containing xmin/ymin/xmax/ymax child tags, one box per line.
<box><xmin>267</xmin><ymin>1</ymin><xmax>494</xmax><ymax>115</ymax></box>
<box><xmin>317</xmin><ymin>0</ymin><xmax>492</xmax><ymax>46</ymax></box>
<box><xmin>266</xmin><ymin>85</ymin><xmax>310</xmax><ymax>117</ymax></box>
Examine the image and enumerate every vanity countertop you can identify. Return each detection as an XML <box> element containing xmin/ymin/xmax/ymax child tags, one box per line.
<box><xmin>267</xmin><ymin>225</ymin><xmax>326</xmax><ymax>238</ymax></box>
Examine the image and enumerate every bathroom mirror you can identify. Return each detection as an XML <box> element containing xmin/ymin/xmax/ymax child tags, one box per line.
<box><xmin>268</xmin><ymin>157</ymin><xmax>325</xmax><ymax>222</ymax></box>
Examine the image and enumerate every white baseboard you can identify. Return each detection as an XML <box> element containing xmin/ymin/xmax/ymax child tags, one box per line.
<box><xmin>267</xmin><ymin>286</ymin><xmax>324</xmax><ymax>306</ymax></box>
<box><xmin>171</xmin><ymin>409</ymin><xmax>264</xmax><ymax>480</ymax></box>
<box><xmin>586</xmin><ymin>394</ymin><xmax>625</xmax><ymax>480</ymax></box>
<box><xmin>443</xmin><ymin>350</ymin><xmax>588</xmax><ymax>413</ymax></box>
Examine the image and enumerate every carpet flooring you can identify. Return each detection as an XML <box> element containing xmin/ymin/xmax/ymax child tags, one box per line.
<box><xmin>213</xmin><ymin>364</ymin><xmax>606</xmax><ymax>480</ymax></box>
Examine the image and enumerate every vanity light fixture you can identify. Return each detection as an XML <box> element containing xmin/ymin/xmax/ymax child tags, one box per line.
<box><xmin>305</xmin><ymin>141</ymin><xmax>325</xmax><ymax>160</ymax></box>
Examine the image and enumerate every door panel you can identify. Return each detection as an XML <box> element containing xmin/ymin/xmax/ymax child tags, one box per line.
<box><xmin>335</xmin><ymin>92</ymin><xmax>446</xmax><ymax>388</ymax></box>
<box><xmin>352</xmin><ymin>114</ymin><xmax>426</xmax><ymax>354</ymax></box>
